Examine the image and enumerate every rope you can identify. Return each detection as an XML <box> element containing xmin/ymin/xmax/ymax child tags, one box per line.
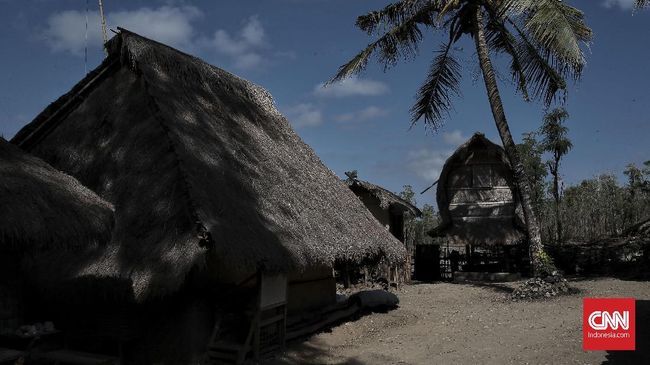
<box><xmin>84</xmin><ymin>0</ymin><xmax>88</xmax><ymax>74</ymax></box>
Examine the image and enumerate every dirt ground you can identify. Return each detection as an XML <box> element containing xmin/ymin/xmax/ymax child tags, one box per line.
<box><xmin>273</xmin><ymin>278</ymin><xmax>650</xmax><ymax>365</ymax></box>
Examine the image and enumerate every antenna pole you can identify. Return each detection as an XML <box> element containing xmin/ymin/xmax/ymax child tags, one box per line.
<box><xmin>98</xmin><ymin>0</ymin><xmax>108</xmax><ymax>56</ymax></box>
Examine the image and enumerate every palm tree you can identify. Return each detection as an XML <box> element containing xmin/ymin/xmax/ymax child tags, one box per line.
<box><xmin>637</xmin><ymin>0</ymin><xmax>649</xmax><ymax>9</ymax></box>
<box><xmin>540</xmin><ymin>107</ymin><xmax>572</xmax><ymax>244</ymax></box>
<box><xmin>329</xmin><ymin>0</ymin><xmax>592</xmax><ymax>277</ymax></box>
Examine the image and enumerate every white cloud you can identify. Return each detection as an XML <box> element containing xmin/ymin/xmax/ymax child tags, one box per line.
<box><xmin>111</xmin><ymin>6</ymin><xmax>201</xmax><ymax>48</ymax></box>
<box><xmin>203</xmin><ymin>15</ymin><xmax>267</xmax><ymax>70</ymax></box>
<box><xmin>406</xmin><ymin>148</ymin><xmax>451</xmax><ymax>181</ymax></box>
<box><xmin>43</xmin><ymin>10</ymin><xmax>102</xmax><ymax>55</ymax></box>
<box><xmin>314</xmin><ymin>77</ymin><xmax>389</xmax><ymax>98</ymax></box>
<box><xmin>442</xmin><ymin>129</ymin><xmax>467</xmax><ymax>145</ymax></box>
<box><xmin>43</xmin><ymin>6</ymin><xmax>202</xmax><ymax>55</ymax></box>
<box><xmin>42</xmin><ymin>8</ymin><xmax>277</xmax><ymax>71</ymax></box>
<box><xmin>335</xmin><ymin>106</ymin><xmax>389</xmax><ymax>123</ymax></box>
<box><xmin>283</xmin><ymin>103</ymin><xmax>323</xmax><ymax>128</ymax></box>
<box><xmin>602</xmin><ymin>0</ymin><xmax>636</xmax><ymax>9</ymax></box>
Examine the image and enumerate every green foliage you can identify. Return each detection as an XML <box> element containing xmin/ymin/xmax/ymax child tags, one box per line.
<box><xmin>540</xmin><ymin>108</ymin><xmax>572</xmax><ymax>159</ymax></box>
<box><xmin>540</xmin><ymin>172</ymin><xmax>650</xmax><ymax>243</ymax></box>
<box><xmin>399</xmin><ymin>185</ymin><xmax>416</xmax><ymax>205</ymax></box>
<box><xmin>517</xmin><ymin>132</ymin><xmax>548</xmax><ymax>216</ymax></box>
<box><xmin>624</xmin><ymin>162</ymin><xmax>650</xmax><ymax>194</ymax></box>
<box><xmin>539</xmin><ymin>107</ymin><xmax>572</xmax><ymax>242</ymax></box>
<box><xmin>399</xmin><ymin>186</ymin><xmax>439</xmax><ymax>253</ymax></box>
<box><xmin>330</xmin><ymin>0</ymin><xmax>592</xmax><ymax>130</ymax></box>
<box><xmin>534</xmin><ymin>249</ymin><xmax>557</xmax><ymax>277</ymax></box>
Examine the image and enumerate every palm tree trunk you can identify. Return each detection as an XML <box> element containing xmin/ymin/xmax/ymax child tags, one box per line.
<box><xmin>552</xmin><ymin>155</ymin><xmax>562</xmax><ymax>243</ymax></box>
<box><xmin>473</xmin><ymin>8</ymin><xmax>550</xmax><ymax>277</ymax></box>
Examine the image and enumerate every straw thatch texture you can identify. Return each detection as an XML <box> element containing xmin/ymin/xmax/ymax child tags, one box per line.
<box><xmin>12</xmin><ymin>29</ymin><xmax>405</xmax><ymax>301</ymax></box>
<box><xmin>430</xmin><ymin>133</ymin><xmax>525</xmax><ymax>246</ymax></box>
<box><xmin>0</xmin><ymin>137</ymin><xmax>114</xmax><ymax>251</ymax></box>
<box><xmin>348</xmin><ymin>179</ymin><xmax>422</xmax><ymax>217</ymax></box>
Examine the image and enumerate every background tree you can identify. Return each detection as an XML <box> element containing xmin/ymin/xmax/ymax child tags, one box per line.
<box><xmin>517</xmin><ymin>132</ymin><xmax>547</xmax><ymax>217</ymax></box>
<box><xmin>399</xmin><ymin>184</ymin><xmax>417</xmax><ymax>205</ymax></box>
<box><xmin>399</xmin><ymin>186</ymin><xmax>439</xmax><ymax>252</ymax></box>
<box><xmin>540</xmin><ymin>107</ymin><xmax>572</xmax><ymax>243</ymax></box>
<box><xmin>636</xmin><ymin>0</ymin><xmax>649</xmax><ymax>9</ymax></box>
<box><xmin>330</xmin><ymin>0</ymin><xmax>592</xmax><ymax>276</ymax></box>
<box><xmin>623</xmin><ymin>161</ymin><xmax>650</xmax><ymax>226</ymax></box>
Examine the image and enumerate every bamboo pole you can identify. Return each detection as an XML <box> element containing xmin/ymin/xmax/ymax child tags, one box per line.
<box><xmin>99</xmin><ymin>0</ymin><xmax>108</xmax><ymax>56</ymax></box>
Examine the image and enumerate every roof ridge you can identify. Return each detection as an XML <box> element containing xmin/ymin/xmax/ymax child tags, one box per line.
<box><xmin>138</xmin><ymin>69</ymin><xmax>212</xmax><ymax>250</ymax></box>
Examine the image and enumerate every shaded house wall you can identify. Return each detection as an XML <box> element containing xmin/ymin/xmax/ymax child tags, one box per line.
<box><xmin>353</xmin><ymin>190</ymin><xmax>394</xmax><ymax>236</ymax></box>
<box><xmin>287</xmin><ymin>266</ymin><xmax>336</xmax><ymax>314</ymax></box>
<box><xmin>346</xmin><ymin>179</ymin><xmax>422</xmax><ymax>244</ymax></box>
<box><xmin>348</xmin><ymin>182</ymin><xmax>419</xmax><ymax>283</ymax></box>
<box><xmin>0</xmin><ymin>253</ymin><xmax>22</xmax><ymax>332</ymax></box>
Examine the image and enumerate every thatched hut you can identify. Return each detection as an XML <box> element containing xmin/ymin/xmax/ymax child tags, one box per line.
<box><xmin>0</xmin><ymin>137</ymin><xmax>114</xmax><ymax>334</ymax></box>
<box><xmin>347</xmin><ymin>178</ymin><xmax>421</xmax><ymax>283</ymax></box>
<box><xmin>11</xmin><ymin>29</ymin><xmax>404</xmax><ymax>363</ymax></box>
<box><xmin>425</xmin><ymin>133</ymin><xmax>528</xmax><ymax>280</ymax></box>
<box><xmin>347</xmin><ymin>178</ymin><xmax>421</xmax><ymax>243</ymax></box>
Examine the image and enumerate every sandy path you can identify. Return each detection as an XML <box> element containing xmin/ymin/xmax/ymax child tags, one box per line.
<box><xmin>273</xmin><ymin>278</ymin><xmax>650</xmax><ymax>365</ymax></box>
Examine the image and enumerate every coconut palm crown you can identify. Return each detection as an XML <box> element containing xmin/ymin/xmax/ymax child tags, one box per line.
<box><xmin>329</xmin><ymin>0</ymin><xmax>592</xmax><ymax>276</ymax></box>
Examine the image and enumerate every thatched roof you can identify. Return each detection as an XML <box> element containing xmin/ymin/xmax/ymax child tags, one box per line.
<box><xmin>0</xmin><ymin>137</ymin><xmax>114</xmax><ymax>251</ymax></box>
<box><xmin>12</xmin><ymin>29</ymin><xmax>405</xmax><ymax>301</ymax></box>
<box><xmin>429</xmin><ymin>133</ymin><xmax>526</xmax><ymax>246</ymax></box>
<box><xmin>347</xmin><ymin>179</ymin><xmax>421</xmax><ymax>217</ymax></box>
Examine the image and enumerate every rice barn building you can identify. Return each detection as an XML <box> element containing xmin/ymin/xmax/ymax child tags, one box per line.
<box><xmin>0</xmin><ymin>137</ymin><xmax>114</xmax><ymax>357</ymax></box>
<box><xmin>11</xmin><ymin>29</ymin><xmax>405</xmax><ymax>364</ymax></box>
<box><xmin>419</xmin><ymin>133</ymin><xmax>529</xmax><ymax>281</ymax></box>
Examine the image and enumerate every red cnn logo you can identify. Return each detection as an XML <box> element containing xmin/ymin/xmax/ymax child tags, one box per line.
<box><xmin>583</xmin><ymin>298</ymin><xmax>636</xmax><ymax>351</ymax></box>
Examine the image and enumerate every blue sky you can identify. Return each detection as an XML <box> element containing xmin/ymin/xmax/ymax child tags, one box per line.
<box><xmin>0</xmin><ymin>0</ymin><xmax>648</xmax><ymax>207</ymax></box>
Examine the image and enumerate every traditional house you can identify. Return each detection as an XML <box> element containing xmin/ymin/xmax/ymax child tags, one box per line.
<box><xmin>11</xmin><ymin>29</ymin><xmax>404</xmax><ymax>363</ymax></box>
<box><xmin>347</xmin><ymin>177</ymin><xmax>421</xmax><ymax>243</ymax></box>
<box><xmin>423</xmin><ymin>133</ymin><xmax>528</xmax><ymax>281</ymax></box>
<box><xmin>347</xmin><ymin>177</ymin><xmax>421</xmax><ymax>283</ymax></box>
<box><xmin>0</xmin><ymin>137</ymin><xmax>114</xmax><ymax>335</ymax></box>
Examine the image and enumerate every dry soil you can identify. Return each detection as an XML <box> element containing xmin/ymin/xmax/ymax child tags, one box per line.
<box><xmin>273</xmin><ymin>278</ymin><xmax>650</xmax><ymax>365</ymax></box>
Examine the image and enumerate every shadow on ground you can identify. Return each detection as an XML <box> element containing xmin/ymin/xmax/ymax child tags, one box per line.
<box><xmin>269</xmin><ymin>339</ymin><xmax>367</xmax><ymax>365</ymax></box>
<box><xmin>269</xmin><ymin>303</ymin><xmax>403</xmax><ymax>365</ymax></box>
<box><xmin>603</xmin><ymin>300</ymin><xmax>650</xmax><ymax>364</ymax></box>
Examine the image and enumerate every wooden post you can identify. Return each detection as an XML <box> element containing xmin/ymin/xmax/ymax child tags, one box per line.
<box><xmin>343</xmin><ymin>262</ymin><xmax>350</xmax><ymax>289</ymax></box>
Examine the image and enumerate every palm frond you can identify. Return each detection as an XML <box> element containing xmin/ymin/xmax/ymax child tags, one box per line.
<box><xmin>484</xmin><ymin>11</ymin><xmax>530</xmax><ymax>100</ymax></box>
<box><xmin>410</xmin><ymin>39</ymin><xmax>462</xmax><ymax>129</ymax></box>
<box><xmin>507</xmin><ymin>19</ymin><xmax>567</xmax><ymax>106</ymax></box>
<box><xmin>330</xmin><ymin>2</ymin><xmax>441</xmax><ymax>83</ymax></box>
<box><xmin>502</xmin><ymin>0</ymin><xmax>592</xmax><ymax>78</ymax></box>
<box><xmin>437</xmin><ymin>0</ymin><xmax>462</xmax><ymax>22</ymax></box>
<box><xmin>356</xmin><ymin>0</ymin><xmax>440</xmax><ymax>34</ymax></box>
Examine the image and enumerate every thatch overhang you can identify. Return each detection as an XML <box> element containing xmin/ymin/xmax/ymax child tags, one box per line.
<box><xmin>348</xmin><ymin>179</ymin><xmax>422</xmax><ymax>217</ymax></box>
<box><xmin>0</xmin><ymin>137</ymin><xmax>114</xmax><ymax>252</ymax></box>
<box><xmin>428</xmin><ymin>133</ymin><xmax>526</xmax><ymax>246</ymax></box>
<box><xmin>12</xmin><ymin>29</ymin><xmax>405</xmax><ymax>301</ymax></box>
